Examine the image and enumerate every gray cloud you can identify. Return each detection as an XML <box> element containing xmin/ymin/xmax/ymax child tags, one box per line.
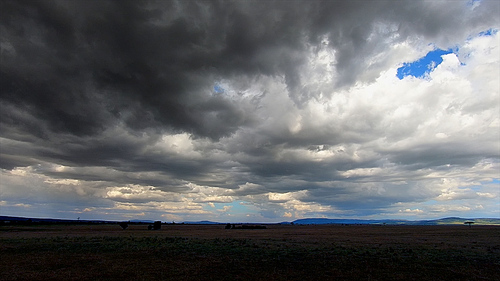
<box><xmin>3</xmin><ymin>0</ymin><xmax>495</xmax><ymax>141</ymax></box>
<box><xmin>1</xmin><ymin>0</ymin><xmax>498</xmax><ymax>221</ymax></box>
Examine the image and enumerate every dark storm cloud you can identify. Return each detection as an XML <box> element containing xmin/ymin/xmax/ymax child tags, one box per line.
<box><xmin>2</xmin><ymin>0</ymin><xmax>497</xmax><ymax>142</ymax></box>
<box><xmin>1</xmin><ymin>0</ymin><xmax>240</xmax><ymax>140</ymax></box>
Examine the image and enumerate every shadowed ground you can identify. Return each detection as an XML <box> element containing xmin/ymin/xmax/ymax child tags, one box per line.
<box><xmin>1</xmin><ymin>224</ymin><xmax>499</xmax><ymax>280</ymax></box>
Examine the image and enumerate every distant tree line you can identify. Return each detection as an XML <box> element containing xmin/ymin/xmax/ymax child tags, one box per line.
<box><xmin>119</xmin><ymin>221</ymin><xmax>162</xmax><ymax>230</ymax></box>
<box><xmin>225</xmin><ymin>224</ymin><xmax>267</xmax><ymax>229</ymax></box>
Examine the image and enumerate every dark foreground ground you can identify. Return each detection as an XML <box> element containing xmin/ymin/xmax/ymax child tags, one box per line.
<box><xmin>1</xmin><ymin>224</ymin><xmax>499</xmax><ymax>280</ymax></box>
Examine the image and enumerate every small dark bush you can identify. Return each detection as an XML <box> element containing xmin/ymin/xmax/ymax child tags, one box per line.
<box><xmin>153</xmin><ymin>221</ymin><xmax>161</xmax><ymax>230</ymax></box>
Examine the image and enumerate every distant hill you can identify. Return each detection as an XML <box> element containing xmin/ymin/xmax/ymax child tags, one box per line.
<box><xmin>0</xmin><ymin>215</ymin><xmax>115</xmax><ymax>224</ymax></box>
<box><xmin>292</xmin><ymin>217</ymin><xmax>500</xmax><ymax>225</ymax></box>
<box><xmin>182</xmin><ymin>221</ymin><xmax>221</xmax><ymax>224</ymax></box>
<box><xmin>2</xmin><ymin>215</ymin><xmax>498</xmax><ymax>226</ymax></box>
<box><xmin>292</xmin><ymin>218</ymin><xmax>408</xmax><ymax>225</ymax></box>
<box><xmin>0</xmin><ymin>216</ymin><xmax>222</xmax><ymax>225</ymax></box>
<box><xmin>129</xmin><ymin>219</ymin><xmax>155</xmax><ymax>223</ymax></box>
<box><xmin>428</xmin><ymin>217</ymin><xmax>500</xmax><ymax>225</ymax></box>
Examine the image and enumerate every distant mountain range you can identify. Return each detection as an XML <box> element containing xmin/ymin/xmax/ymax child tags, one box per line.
<box><xmin>181</xmin><ymin>217</ymin><xmax>500</xmax><ymax>225</ymax></box>
<box><xmin>182</xmin><ymin>220</ymin><xmax>221</xmax><ymax>224</ymax></box>
<box><xmin>289</xmin><ymin>217</ymin><xmax>500</xmax><ymax>225</ymax></box>
<box><xmin>1</xmin><ymin>216</ymin><xmax>499</xmax><ymax>225</ymax></box>
<box><xmin>129</xmin><ymin>219</ymin><xmax>155</xmax><ymax>223</ymax></box>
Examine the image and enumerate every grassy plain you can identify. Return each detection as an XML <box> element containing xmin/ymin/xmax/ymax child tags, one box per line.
<box><xmin>1</xmin><ymin>224</ymin><xmax>499</xmax><ymax>280</ymax></box>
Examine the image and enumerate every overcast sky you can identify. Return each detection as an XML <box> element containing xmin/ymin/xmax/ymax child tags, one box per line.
<box><xmin>1</xmin><ymin>0</ymin><xmax>499</xmax><ymax>222</ymax></box>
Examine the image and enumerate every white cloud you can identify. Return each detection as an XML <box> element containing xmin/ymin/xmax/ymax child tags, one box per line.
<box><xmin>399</xmin><ymin>208</ymin><xmax>424</xmax><ymax>214</ymax></box>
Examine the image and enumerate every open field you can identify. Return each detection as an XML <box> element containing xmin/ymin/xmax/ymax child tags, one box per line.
<box><xmin>1</xmin><ymin>224</ymin><xmax>499</xmax><ymax>280</ymax></box>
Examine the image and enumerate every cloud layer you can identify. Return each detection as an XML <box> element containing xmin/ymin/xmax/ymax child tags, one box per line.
<box><xmin>1</xmin><ymin>0</ymin><xmax>499</xmax><ymax>222</ymax></box>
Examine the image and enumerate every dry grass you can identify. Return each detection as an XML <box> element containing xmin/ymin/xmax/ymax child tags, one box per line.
<box><xmin>1</xmin><ymin>224</ymin><xmax>499</xmax><ymax>280</ymax></box>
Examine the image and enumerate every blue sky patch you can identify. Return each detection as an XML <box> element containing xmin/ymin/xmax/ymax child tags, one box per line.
<box><xmin>214</xmin><ymin>84</ymin><xmax>225</xmax><ymax>94</ymax></box>
<box><xmin>467</xmin><ymin>0</ymin><xmax>481</xmax><ymax>7</ymax></box>
<box><xmin>478</xmin><ymin>28</ymin><xmax>497</xmax><ymax>37</ymax></box>
<box><xmin>397</xmin><ymin>48</ymin><xmax>453</xmax><ymax>79</ymax></box>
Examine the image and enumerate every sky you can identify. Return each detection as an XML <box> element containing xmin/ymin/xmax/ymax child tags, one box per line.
<box><xmin>1</xmin><ymin>0</ymin><xmax>499</xmax><ymax>223</ymax></box>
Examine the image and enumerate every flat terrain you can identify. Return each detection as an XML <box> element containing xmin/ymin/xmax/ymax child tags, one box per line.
<box><xmin>1</xmin><ymin>224</ymin><xmax>499</xmax><ymax>280</ymax></box>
